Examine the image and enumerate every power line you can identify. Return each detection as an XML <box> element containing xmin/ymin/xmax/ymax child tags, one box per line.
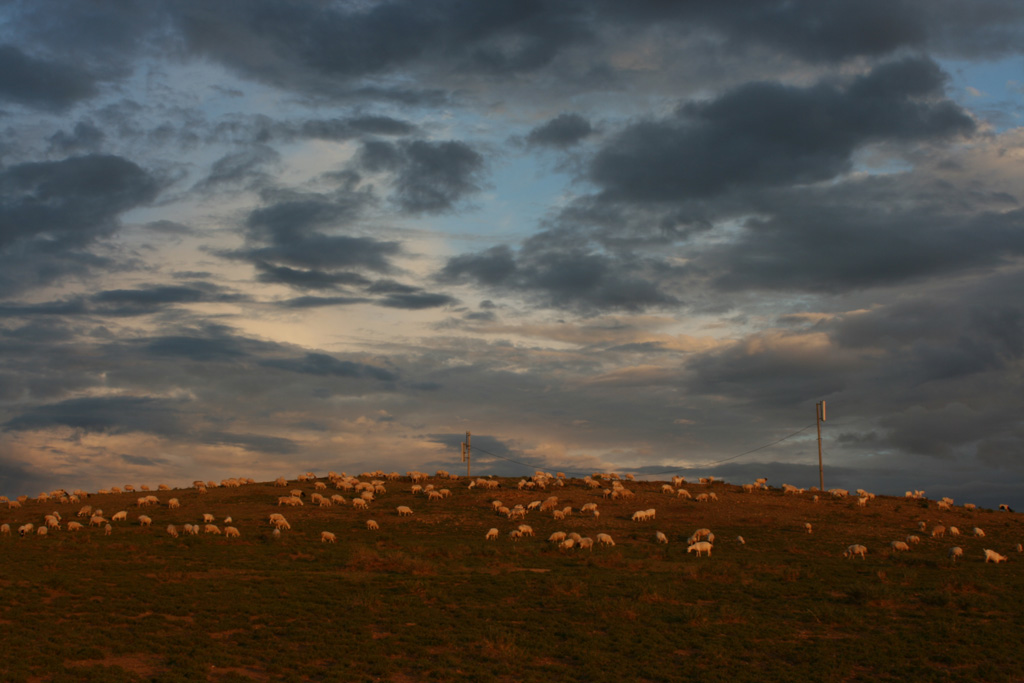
<box><xmin>463</xmin><ymin>422</ymin><xmax>817</xmax><ymax>479</ymax></box>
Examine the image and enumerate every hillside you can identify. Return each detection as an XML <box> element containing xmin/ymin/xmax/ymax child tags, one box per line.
<box><xmin>1</xmin><ymin>472</ymin><xmax>1022</xmax><ymax>682</ymax></box>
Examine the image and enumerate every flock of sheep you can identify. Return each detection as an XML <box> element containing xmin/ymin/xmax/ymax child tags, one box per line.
<box><xmin>1</xmin><ymin>471</ymin><xmax>1021</xmax><ymax>568</ymax></box>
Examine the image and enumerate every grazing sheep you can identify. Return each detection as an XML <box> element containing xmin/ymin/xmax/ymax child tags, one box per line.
<box><xmin>973</xmin><ymin>527</ymin><xmax>986</xmax><ymax>537</ymax></box>
<box><xmin>112</xmin><ymin>511</ymin><xmax>128</xmax><ymax>522</ymax></box>
<box><xmin>168</xmin><ymin>498</ymin><xmax>180</xmax><ymax>509</ymax></box>
<box><xmin>891</xmin><ymin>540</ymin><xmax>910</xmax><ymax>552</ymax></box>
<box><xmin>352</xmin><ymin>498</ymin><xmax>368</xmax><ymax>510</ymax></box>
<box><xmin>655</xmin><ymin>531</ymin><xmax>668</xmax><ymax>544</ymax></box>
<box><xmin>167</xmin><ymin>524</ymin><xmax>178</xmax><ymax>538</ymax></box>
<box><xmin>36</xmin><ymin>526</ymin><xmax>48</xmax><ymax>537</ymax></box>
<box><xmin>18</xmin><ymin>523</ymin><xmax>34</xmax><ymax>536</ymax></box>
<box><xmin>202</xmin><ymin>513</ymin><xmax>215</xmax><ymax>523</ymax></box>
<box><xmin>224</xmin><ymin>526</ymin><xmax>240</xmax><ymax>538</ymax></box>
<box><xmin>736</xmin><ymin>536</ymin><xmax>745</xmax><ymax>545</ymax></box>
<box><xmin>984</xmin><ymin>549</ymin><xmax>1007</xmax><ymax>563</ymax></box>
<box><xmin>804</xmin><ymin>523</ymin><xmax>813</xmax><ymax>534</ymax></box>
<box><xmin>204</xmin><ymin>524</ymin><xmax>221</xmax><ymax>535</ymax></box>
<box><xmin>485</xmin><ymin>528</ymin><xmax>499</xmax><ymax>541</ymax></box>
<box><xmin>594</xmin><ymin>533</ymin><xmax>615</xmax><ymax>546</ymax></box>
<box><xmin>918</xmin><ymin>521</ymin><xmax>927</xmax><ymax>532</ymax></box>
<box><xmin>321</xmin><ymin>531</ymin><xmax>337</xmax><ymax>543</ymax></box>
<box><xmin>949</xmin><ymin>526</ymin><xmax>960</xmax><ymax>536</ymax></box>
<box><xmin>906</xmin><ymin>535</ymin><xmax>921</xmax><ymax>545</ymax></box>
<box><xmin>931</xmin><ymin>525</ymin><xmax>945</xmax><ymax>538</ymax></box>
<box><xmin>66</xmin><ymin>522</ymin><xmax>83</xmax><ymax>532</ymax></box>
<box><xmin>396</xmin><ymin>505</ymin><xmax>413</xmax><ymax>517</ymax></box>
<box><xmin>138</xmin><ymin>515</ymin><xmax>152</xmax><ymax>527</ymax></box>
<box><xmin>548</xmin><ymin>531</ymin><xmax>567</xmax><ymax>543</ymax></box>
<box><xmin>844</xmin><ymin>544</ymin><xmax>868</xmax><ymax>559</ymax></box>
<box><xmin>948</xmin><ymin>546</ymin><xmax>963</xmax><ymax>562</ymax></box>
<box><xmin>964</xmin><ymin>503</ymin><xmax>976</xmax><ymax>510</ymax></box>
<box><xmin>366</xmin><ymin>520</ymin><xmax>379</xmax><ymax>531</ymax></box>
<box><xmin>508</xmin><ymin>529</ymin><xmax>522</xmax><ymax>541</ymax></box>
<box><xmin>272</xmin><ymin>527</ymin><xmax>281</xmax><ymax>539</ymax></box>
<box><xmin>518</xmin><ymin>524</ymin><xmax>534</xmax><ymax>537</ymax></box>
<box><xmin>77</xmin><ymin>506</ymin><xmax>93</xmax><ymax>517</ymax></box>
<box><xmin>558</xmin><ymin>538</ymin><xmax>576</xmax><ymax>551</ymax></box>
<box><xmin>104</xmin><ymin>524</ymin><xmax>112</xmax><ymax>536</ymax></box>
<box><xmin>687</xmin><ymin>541</ymin><xmax>713</xmax><ymax>557</ymax></box>
<box><xmin>676</xmin><ymin>489</ymin><xmax>692</xmax><ymax>499</ymax></box>
<box><xmin>578</xmin><ymin>537</ymin><xmax>594</xmax><ymax>551</ymax></box>
<box><xmin>1</xmin><ymin>523</ymin><xmax>11</xmax><ymax>536</ymax></box>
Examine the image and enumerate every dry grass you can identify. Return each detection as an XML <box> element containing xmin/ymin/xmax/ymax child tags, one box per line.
<box><xmin>1</xmin><ymin>476</ymin><xmax>1022</xmax><ymax>682</ymax></box>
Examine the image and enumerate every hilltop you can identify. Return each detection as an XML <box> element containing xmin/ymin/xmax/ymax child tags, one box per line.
<box><xmin>1</xmin><ymin>472</ymin><xmax>1022</xmax><ymax>682</ymax></box>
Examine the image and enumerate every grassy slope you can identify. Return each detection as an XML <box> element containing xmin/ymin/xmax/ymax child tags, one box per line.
<box><xmin>1</xmin><ymin>477</ymin><xmax>1022</xmax><ymax>683</ymax></box>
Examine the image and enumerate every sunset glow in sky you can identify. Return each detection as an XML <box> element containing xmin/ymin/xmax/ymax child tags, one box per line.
<box><xmin>2</xmin><ymin>1</ymin><xmax>1023</xmax><ymax>507</ymax></box>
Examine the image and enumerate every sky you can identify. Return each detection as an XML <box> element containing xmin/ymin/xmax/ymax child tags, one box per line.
<box><xmin>1</xmin><ymin>1</ymin><xmax>1023</xmax><ymax>508</ymax></box>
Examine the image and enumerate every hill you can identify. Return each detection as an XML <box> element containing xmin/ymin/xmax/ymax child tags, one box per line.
<box><xmin>1</xmin><ymin>472</ymin><xmax>1022</xmax><ymax>682</ymax></box>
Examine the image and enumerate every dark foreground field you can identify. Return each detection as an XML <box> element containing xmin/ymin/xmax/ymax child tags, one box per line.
<box><xmin>1</xmin><ymin>474</ymin><xmax>1022</xmax><ymax>683</ymax></box>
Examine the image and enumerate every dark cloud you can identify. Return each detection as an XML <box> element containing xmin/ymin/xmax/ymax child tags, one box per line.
<box><xmin>277</xmin><ymin>295</ymin><xmax>369</xmax><ymax>308</ymax></box>
<box><xmin>47</xmin><ymin>121</ymin><xmax>106</xmax><ymax>155</ymax></box>
<box><xmin>438</xmin><ymin>238</ymin><xmax>679</xmax><ymax>312</ymax></box>
<box><xmin>525</xmin><ymin>113</ymin><xmax>593</xmax><ymax>148</ymax></box>
<box><xmin>697</xmin><ymin>182</ymin><xmax>1024</xmax><ymax>294</ymax></box>
<box><xmin>357</xmin><ymin>139</ymin><xmax>486</xmax><ymax>214</ymax></box>
<box><xmin>260</xmin><ymin>353</ymin><xmax>397</xmax><ymax>382</ymax></box>
<box><xmin>379</xmin><ymin>292</ymin><xmax>457</xmax><ymax>310</ymax></box>
<box><xmin>192</xmin><ymin>144</ymin><xmax>280</xmax><ymax>193</ymax></box>
<box><xmin>590</xmin><ymin>57</ymin><xmax>973</xmax><ymax>202</ymax></box>
<box><xmin>0</xmin><ymin>154</ymin><xmax>159</xmax><ymax>250</ymax></box>
<box><xmin>0</xmin><ymin>44</ymin><xmax>99</xmax><ymax>111</ymax></box>
<box><xmin>4</xmin><ymin>395</ymin><xmax>185</xmax><ymax>436</ymax></box>
<box><xmin>253</xmin><ymin>263</ymin><xmax>374</xmax><ymax>291</ymax></box>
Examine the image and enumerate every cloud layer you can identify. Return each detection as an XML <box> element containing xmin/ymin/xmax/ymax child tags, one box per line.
<box><xmin>1</xmin><ymin>1</ymin><xmax>1023</xmax><ymax>508</ymax></box>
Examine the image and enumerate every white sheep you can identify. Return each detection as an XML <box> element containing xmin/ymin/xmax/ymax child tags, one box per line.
<box><xmin>918</xmin><ymin>521</ymin><xmax>927</xmax><ymax>532</ymax></box>
<box><xmin>596</xmin><ymin>533</ymin><xmax>615</xmax><ymax>546</ymax></box>
<box><xmin>973</xmin><ymin>527</ymin><xmax>986</xmax><ymax>537</ymax></box>
<box><xmin>558</xmin><ymin>538</ymin><xmax>576</xmax><ymax>550</ymax></box>
<box><xmin>736</xmin><ymin>536</ymin><xmax>745</xmax><ymax>545</ymax></box>
<box><xmin>508</xmin><ymin>529</ymin><xmax>522</xmax><ymax>541</ymax></box>
<box><xmin>36</xmin><ymin>526</ymin><xmax>48</xmax><ymax>537</ymax></box>
<box><xmin>548</xmin><ymin>531</ymin><xmax>567</xmax><ymax>543</ymax></box>
<box><xmin>891</xmin><ymin>540</ymin><xmax>910</xmax><ymax>552</ymax></box>
<box><xmin>948</xmin><ymin>546</ymin><xmax>963</xmax><ymax>562</ymax></box>
<box><xmin>906</xmin><ymin>535</ymin><xmax>921</xmax><ymax>545</ymax></box>
<box><xmin>518</xmin><ymin>524</ymin><xmax>534</xmax><ymax>537</ymax></box>
<box><xmin>804</xmin><ymin>523</ymin><xmax>813</xmax><ymax>534</ymax></box>
<box><xmin>578</xmin><ymin>537</ymin><xmax>594</xmax><ymax>551</ymax></box>
<box><xmin>104</xmin><ymin>524</ymin><xmax>112</xmax><ymax>536</ymax></box>
<box><xmin>1017</xmin><ymin>543</ymin><xmax>1023</xmax><ymax>553</ymax></box>
<box><xmin>366</xmin><ymin>520</ymin><xmax>379</xmax><ymax>531</ymax></box>
<box><xmin>655</xmin><ymin>531</ymin><xmax>668</xmax><ymax>544</ymax></box>
<box><xmin>687</xmin><ymin>541</ymin><xmax>712</xmax><ymax>557</ymax></box>
<box><xmin>66</xmin><ymin>521</ymin><xmax>83</xmax><ymax>532</ymax></box>
<box><xmin>485</xmin><ymin>528</ymin><xmax>499</xmax><ymax>541</ymax></box>
<box><xmin>168</xmin><ymin>498</ymin><xmax>180</xmax><ymax>509</ymax></box>
<box><xmin>272</xmin><ymin>527</ymin><xmax>281</xmax><ymax>539</ymax></box>
<box><xmin>202</xmin><ymin>513</ymin><xmax>215</xmax><ymax>523</ymax></box>
<box><xmin>224</xmin><ymin>526</ymin><xmax>240</xmax><ymax>538</ymax></box>
<box><xmin>112</xmin><ymin>511</ymin><xmax>128</xmax><ymax>522</ymax></box>
<box><xmin>0</xmin><ymin>524</ymin><xmax>9</xmax><ymax>536</ymax></box>
<box><xmin>396</xmin><ymin>505</ymin><xmax>413</xmax><ymax>517</ymax></box>
<box><xmin>984</xmin><ymin>548</ymin><xmax>1007</xmax><ymax>563</ymax></box>
<box><xmin>352</xmin><ymin>498</ymin><xmax>368</xmax><ymax>510</ymax></box>
<box><xmin>167</xmin><ymin>524</ymin><xmax>178</xmax><ymax>538</ymax></box>
<box><xmin>321</xmin><ymin>531</ymin><xmax>337</xmax><ymax>543</ymax></box>
<box><xmin>931</xmin><ymin>525</ymin><xmax>945</xmax><ymax>538</ymax></box>
<box><xmin>204</xmin><ymin>524</ymin><xmax>221</xmax><ymax>535</ymax></box>
<box><xmin>138</xmin><ymin>515</ymin><xmax>152</xmax><ymax>527</ymax></box>
<box><xmin>949</xmin><ymin>526</ymin><xmax>960</xmax><ymax>536</ymax></box>
<box><xmin>844</xmin><ymin>544</ymin><xmax>868</xmax><ymax>559</ymax></box>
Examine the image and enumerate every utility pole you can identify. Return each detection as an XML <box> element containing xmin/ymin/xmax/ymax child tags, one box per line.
<box><xmin>816</xmin><ymin>401</ymin><xmax>826</xmax><ymax>491</ymax></box>
<box><xmin>461</xmin><ymin>431</ymin><xmax>471</xmax><ymax>478</ymax></box>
